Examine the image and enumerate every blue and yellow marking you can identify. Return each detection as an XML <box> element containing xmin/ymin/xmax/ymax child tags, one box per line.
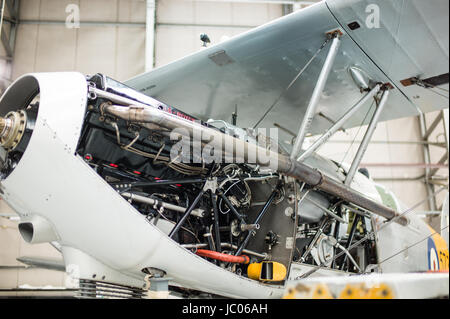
<box><xmin>427</xmin><ymin>225</ymin><xmax>449</xmax><ymax>272</ymax></box>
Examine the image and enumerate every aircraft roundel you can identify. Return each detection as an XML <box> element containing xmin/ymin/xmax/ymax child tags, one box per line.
<box><xmin>427</xmin><ymin>238</ymin><xmax>440</xmax><ymax>271</ymax></box>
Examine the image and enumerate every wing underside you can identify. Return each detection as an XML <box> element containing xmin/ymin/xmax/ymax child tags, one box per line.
<box><xmin>125</xmin><ymin>0</ymin><xmax>449</xmax><ymax>145</ymax></box>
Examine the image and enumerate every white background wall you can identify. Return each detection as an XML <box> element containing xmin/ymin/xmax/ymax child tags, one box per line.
<box><xmin>12</xmin><ymin>0</ymin><xmax>147</xmax><ymax>81</ymax></box>
<box><xmin>0</xmin><ymin>0</ymin><xmax>447</xmax><ymax>293</ymax></box>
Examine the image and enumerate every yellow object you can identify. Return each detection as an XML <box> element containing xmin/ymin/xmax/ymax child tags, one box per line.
<box><xmin>282</xmin><ymin>284</ymin><xmax>311</xmax><ymax>299</ymax></box>
<box><xmin>282</xmin><ymin>283</ymin><xmax>333</xmax><ymax>299</ymax></box>
<box><xmin>282</xmin><ymin>287</ymin><xmax>298</xmax><ymax>299</ymax></box>
<box><xmin>427</xmin><ymin>225</ymin><xmax>449</xmax><ymax>271</ymax></box>
<box><xmin>312</xmin><ymin>284</ymin><xmax>333</xmax><ymax>299</ymax></box>
<box><xmin>247</xmin><ymin>261</ymin><xmax>287</xmax><ymax>282</ymax></box>
<box><xmin>283</xmin><ymin>282</ymin><xmax>395</xmax><ymax>299</ymax></box>
<box><xmin>338</xmin><ymin>284</ymin><xmax>368</xmax><ymax>299</ymax></box>
<box><xmin>366</xmin><ymin>283</ymin><xmax>394</xmax><ymax>299</ymax></box>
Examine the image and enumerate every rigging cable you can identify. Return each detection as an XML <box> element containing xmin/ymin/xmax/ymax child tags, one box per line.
<box><xmin>415</xmin><ymin>78</ymin><xmax>449</xmax><ymax>100</ymax></box>
<box><xmin>253</xmin><ymin>37</ymin><xmax>331</xmax><ymax>129</ymax></box>
<box><xmin>336</xmin><ymin>98</ymin><xmax>376</xmax><ymax>173</ymax></box>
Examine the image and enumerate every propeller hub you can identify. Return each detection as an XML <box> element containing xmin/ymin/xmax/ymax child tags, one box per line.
<box><xmin>0</xmin><ymin>110</ymin><xmax>27</xmax><ymax>151</ymax></box>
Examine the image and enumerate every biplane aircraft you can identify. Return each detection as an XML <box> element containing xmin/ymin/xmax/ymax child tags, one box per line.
<box><xmin>0</xmin><ymin>0</ymin><xmax>448</xmax><ymax>298</ymax></box>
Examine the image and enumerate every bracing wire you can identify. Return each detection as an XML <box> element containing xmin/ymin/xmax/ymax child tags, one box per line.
<box><xmin>377</xmin><ymin>225</ymin><xmax>449</xmax><ymax>267</ymax></box>
<box><xmin>336</xmin><ymin>99</ymin><xmax>376</xmax><ymax>172</ymax></box>
<box><xmin>415</xmin><ymin>79</ymin><xmax>449</xmax><ymax>99</ymax></box>
<box><xmin>253</xmin><ymin>37</ymin><xmax>331</xmax><ymax>129</ymax></box>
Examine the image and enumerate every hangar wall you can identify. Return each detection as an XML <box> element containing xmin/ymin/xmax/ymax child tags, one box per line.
<box><xmin>11</xmin><ymin>0</ymin><xmax>147</xmax><ymax>81</ymax></box>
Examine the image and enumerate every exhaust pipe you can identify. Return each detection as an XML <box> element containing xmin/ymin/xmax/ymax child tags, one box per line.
<box><xmin>102</xmin><ymin>103</ymin><xmax>408</xmax><ymax>226</ymax></box>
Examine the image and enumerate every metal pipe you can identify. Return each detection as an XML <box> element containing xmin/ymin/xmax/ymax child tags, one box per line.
<box><xmin>203</xmin><ymin>229</ymin><xmax>216</xmax><ymax>252</ymax></box>
<box><xmin>335</xmin><ymin>242</ymin><xmax>361</xmax><ymax>273</ymax></box>
<box><xmin>418</xmin><ymin>112</ymin><xmax>437</xmax><ymax>211</ymax></box>
<box><xmin>157</xmin><ymin>22</ymin><xmax>256</xmax><ymax>29</ymax></box>
<box><xmin>290</xmin><ymin>35</ymin><xmax>341</xmax><ymax>160</ymax></box>
<box><xmin>19</xmin><ymin>20</ymin><xmax>146</xmax><ymax>27</ymax></box>
<box><xmin>300</xmin><ymin>218</ymin><xmax>328</xmax><ymax>263</ymax></box>
<box><xmin>102</xmin><ymin>96</ymin><xmax>408</xmax><ymax>226</ymax></box>
<box><xmin>443</xmin><ymin>109</ymin><xmax>449</xmax><ymax>150</ymax></box>
<box><xmin>241</xmin><ymin>223</ymin><xmax>260</xmax><ymax>231</ymax></box>
<box><xmin>93</xmin><ymin>87</ymin><xmax>151</xmax><ymax>107</ymax></box>
<box><xmin>318</xmin><ymin>176</ymin><xmax>407</xmax><ymax>225</ymax></box>
<box><xmin>345</xmin><ymin>89</ymin><xmax>390</xmax><ymax>186</ymax></box>
<box><xmin>297</xmin><ymin>85</ymin><xmax>380</xmax><ymax>161</ymax></box>
<box><xmin>318</xmin><ymin>140</ymin><xmax>446</xmax><ymax>147</ymax></box>
<box><xmin>221</xmin><ymin>243</ymin><xmax>268</xmax><ymax>259</ymax></box>
<box><xmin>360</xmin><ymin>163</ymin><xmax>448</xmax><ymax>169</ymax></box>
<box><xmin>116</xmin><ymin>177</ymin><xmax>207</xmax><ymax>188</ymax></box>
<box><xmin>340</xmin><ymin>214</ymin><xmax>361</xmax><ymax>270</ymax></box>
<box><xmin>429</xmin><ymin>152</ymin><xmax>449</xmax><ymax>176</ymax></box>
<box><xmin>423</xmin><ymin>112</ymin><xmax>443</xmax><ymax>140</ymax></box>
<box><xmin>121</xmin><ymin>192</ymin><xmax>205</xmax><ymax>217</ymax></box>
<box><xmin>340</xmin><ymin>204</ymin><xmax>371</xmax><ymax>218</ymax></box>
<box><xmin>145</xmin><ymin>0</ymin><xmax>156</xmax><ymax>72</ymax></box>
<box><xmin>373</xmin><ymin>175</ymin><xmax>425</xmax><ymax>182</ymax></box>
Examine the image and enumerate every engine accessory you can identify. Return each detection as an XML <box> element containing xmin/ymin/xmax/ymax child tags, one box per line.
<box><xmin>247</xmin><ymin>261</ymin><xmax>287</xmax><ymax>282</ymax></box>
<box><xmin>265</xmin><ymin>230</ymin><xmax>279</xmax><ymax>246</ymax></box>
<box><xmin>316</xmin><ymin>234</ymin><xmax>335</xmax><ymax>266</ymax></box>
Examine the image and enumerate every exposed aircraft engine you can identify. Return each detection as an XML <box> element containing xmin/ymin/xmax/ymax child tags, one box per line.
<box><xmin>0</xmin><ymin>72</ymin><xmax>396</xmax><ymax>295</ymax></box>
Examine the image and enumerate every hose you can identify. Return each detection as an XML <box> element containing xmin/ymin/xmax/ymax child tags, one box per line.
<box><xmin>195</xmin><ymin>249</ymin><xmax>250</xmax><ymax>264</ymax></box>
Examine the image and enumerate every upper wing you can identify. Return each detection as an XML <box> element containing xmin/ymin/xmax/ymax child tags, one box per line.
<box><xmin>125</xmin><ymin>0</ymin><xmax>448</xmax><ymax>144</ymax></box>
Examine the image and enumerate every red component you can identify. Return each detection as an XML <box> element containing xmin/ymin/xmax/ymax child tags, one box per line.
<box><xmin>109</xmin><ymin>163</ymin><xmax>118</xmax><ymax>168</ymax></box>
<box><xmin>195</xmin><ymin>249</ymin><xmax>250</xmax><ymax>264</ymax></box>
<box><xmin>175</xmin><ymin>184</ymin><xmax>182</xmax><ymax>187</ymax></box>
<box><xmin>154</xmin><ymin>177</ymin><xmax>161</xmax><ymax>180</ymax></box>
<box><xmin>133</xmin><ymin>170</ymin><xmax>141</xmax><ymax>175</ymax></box>
<box><xmin>85</xmin><ymin>155</ymin><xmax>92</xmax><ymax>160</ymax></box>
